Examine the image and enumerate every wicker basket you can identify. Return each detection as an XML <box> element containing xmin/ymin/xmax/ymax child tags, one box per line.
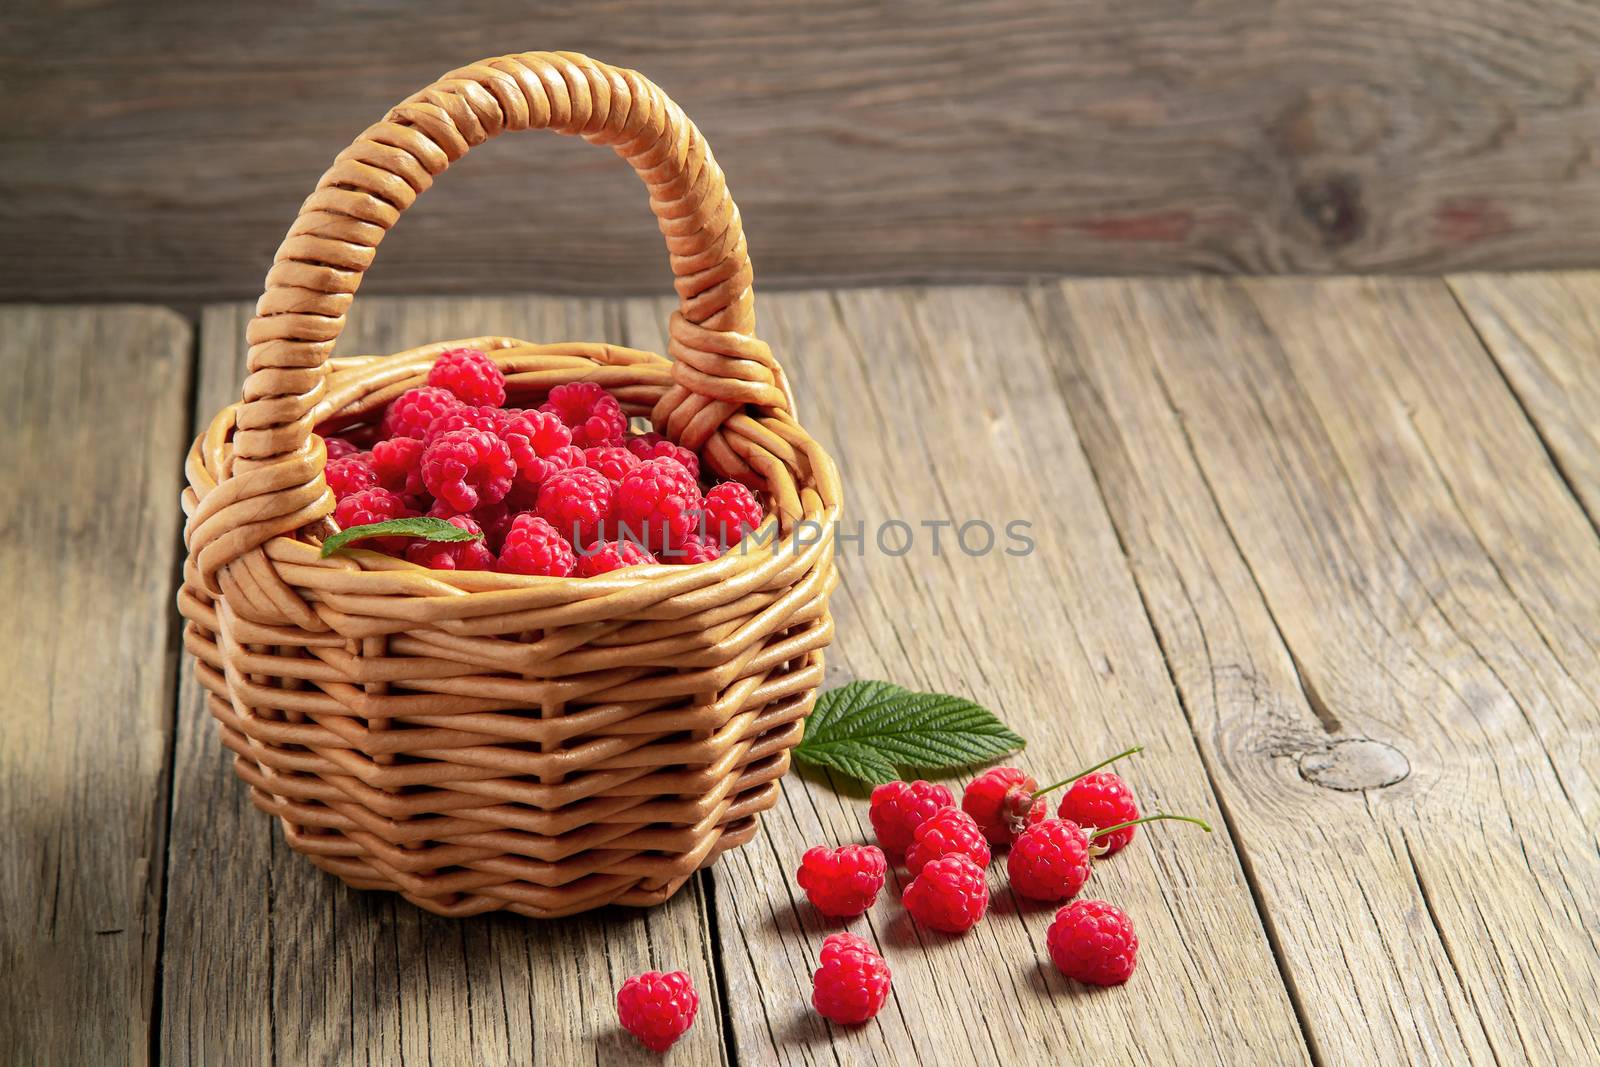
<box><xmin>178</xmin><ymin>52</ymin><xmax>840</xmax><ymax>919</ymax></box>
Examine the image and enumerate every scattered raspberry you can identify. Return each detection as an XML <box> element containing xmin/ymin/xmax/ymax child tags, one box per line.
<box><xmin>369</xmin><ymin>436</ymin><xmax>426</xmax><ymax>497</ymax></box>
<box><xmin>1058</xmin><ymin>772</ymin><xmax>1140</xmax><ymax>856</ymax></box>
<box><xmin>702</xmin><ymin>481</ymin><xmax>764</xmax><ymax>547</ymax></box>
<box><xmin>795</xmin><ymin>845</ymin><xmax>888</xmax><ymax>917</ymax></box>
<box><xmin>575</xmin><ymin>539</ymin><xmax>657</xmax><ymax>577</ymax></box>
<box><xmin>427</xmin><ymin>347</ymin><xmax>506</xmax><ymax>407</ymax></box>
<box><xmin>535</xmin><ymin>466</ymin><xmax>613</xmax><ymax>546</ymax></box>
<box><xmin>325</xmin><ymin>454</ymin><xmax>378</xmax><ymax>501</ymax></box>
<box><xmin>810</xmin><ymin>933</ymin><xmax>891</xmax><ymax>1025</ymax></box>
<box><xmin>869</xmin><ymin>779</ymin><xmax>956</xmax><ymax>858</ymax></box>
<box><xmin>382</xmin><ymin>386</ymin><xmax>463</xmax><ymax>440</ymax></box>
<box><xmin>496</xmin><ymin>514</ymin><xmax>577</xmax><ymax>577</ymax></box>
<box><xmin>541</xmin><ymin>382</ymin><xmax>627</xmax><ymax>448</ymax></box>
<box><xmin>421</xmin><ymin>427</ymin><xmax>516</xmax><ymax>512</ymax></box>
<box><xmin>963</xmin><ymin>767</ymin><xmax>1047</xmax><ymax>845</ymax></box>
<box><xmin>333</xmin><ymin>487</ymin><xmax>413</xmax><ymax>554</ymax></box>
<box><xmin>423</xmin><ymin>404</ymin><xmax>504</xmax><ymax>446</ymax></box>
<box><xmin>904</xmin><ymin>807</ymin><xmax>991</xmax><ymax>877</ymax></box>
<box><xmin>663</xmin><ymin>536</ymin><xmax>722</xmax><ymax>565</ymax></box>
<box><xmin>322</xmin><ymin>436</ymin><xmax>361</xmax><ymax>461</ymax></box>
<box><xmin>1007</xmin><ymin>818</ymin><xmax>1093</xmax><ymax>902</ymax></box>
<box><xmin>626</xmin><ymin>432</ymin><xmax>701</xmax><ymax>481</ymax></box>
<box><xmin>614</xmin><ymin>458</ymin><xmax>701</xmax><ymax>552</ymax></box>
<box><xmin>616</xmin><ymin>970</ymin><xmax>698</xmax><ymax>1052</ymax></box>
<box><xmin>902</xmin><ymin>853</ymin><xmax>989</xmax><ymax>933</ymax></box>
<box><xmin>405</xmin><ymin>515</ymin><xmax>495</xmax><ymax>571</ymax></box>
<box><xmin>584</xmin><ymin>445</ymin><xmax>641</xmax><ymax>484</ymax></box>
<box><xmin>1047</xmin><ymin>900</ymin><xmax>1138</xmax><ymax>986</ymax></box>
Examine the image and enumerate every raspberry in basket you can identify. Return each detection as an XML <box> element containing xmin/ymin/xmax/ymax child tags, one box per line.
<box><xmin>325</xmin><ymin>454</ymin><xmax>379</xmax><ymax>501</ymax></box>
<box><xmin>541</xmin><ymin>381</ymin><xmax>627</xmax><ymax>448</ymax></box>
<box><xmin>423</xmin><ymin>404</ymin><xmax>504</xmax><ymax>446</ymax></box>
<box><xmin>381</xmin><ymin>385</ymin><xmax>462</xmax><ymax>440</ymax></box>
<box><xmin>583</xmin><ymin>445</ymin><xmax>641</xmax><ymax>484</ymax></box>
<box><xmin>666</xmin><ymin>536</ymin><xmax>722</xmax><ymax>565</ymax></box>
<box><xmin>575</xmin><ymin>539</ymin><xmax>656</xmax><ymax>577</ymax></box>
<box><xmin>626</xmin><ymin>432</ymin><xmax>700</xmax><ymax>481</ymax></box>
<box><xmin>333</xmin><ymin>487</ymin><xmax>414</xmax><ymax>554</ymax></box>
<box><xmin>500</xmin><ymin>409</ymin><xmax>575</xmax><ymax>492</ymax></box>
<box><xmin>422</xmin><ymin>427</ymin><xmax>516</xmax><ymax>512</ymax></box>
<box><xmin>427</xmin><ymin>347</ymin><xmax>506</xmax><ymax>407</ymax></box>
<box><xmin>496</xmin><ymin>514</ymin><xmax>576</xmax><ymax>577</ymax></box>
<box><xmin>429</xmin><ymin>499</ymin><xmax>515</xmax><ymax>552</ymax></box>
<box><xmin>406</xmin><ymin>515</ymin><xmax>495</xmax><ymax>571</ymax></box>
<box><xmin>535</xmin><ymin>466</ymin><xmax>613</xmax><ymax>546</ymax></box>
<box><xmin>369</xmin><ymin>437</ymin><xmax>426</xmax><ymax>497</ymax></box>
<box><xmin>702</xmin><ymin>481</ymin><xmax>764</xmax><ymax>547</ymax></box>
<box><xmin>322</xmin><ymin>435</ymin><xmax>361</xmax><ymax>461</ymax></box>
<box><xmin>614</xmin><ymin>457</ymin><xmax>701</xmax><ymax>553</ymax></box>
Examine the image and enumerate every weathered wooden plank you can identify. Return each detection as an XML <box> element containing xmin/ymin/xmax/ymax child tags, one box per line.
<box><xmin>1447</xmin><ymin>271</ymin><xmax>1600</xmax><ymax>527</ymax></box>
<box><xmin>624</xmin><ymin>289</ymin><xmax>1309</xmax><ymax>1065</ymax></box>
<box><xmin>7</xmin><ymin>2</ymin><xmax>1600</xmax><ymax>305</ymax></box>
<box><xmin>1033</xmin><ymin>276</ymin><xmax>1600</xmax><ymax>1063</ymax></box>
<box><xmin>0</xmin><ymin>307</ymin><xmax>193</xmax><ymax>1064</ymax></box>
<box><xmin>160</xmin><ymin>297</ymin><xmax>729</xmax><ymax>1067</ymax></box>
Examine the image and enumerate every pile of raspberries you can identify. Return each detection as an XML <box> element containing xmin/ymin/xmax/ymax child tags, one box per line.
<box><xmin>614</xmin><ymin>756</ymin><xmax>1185</xmax><ymax>1051</ymax></box>
<box><xmin>318</xmin><ymin>347</ymin><xmax>765</xmax><ymax>576</ymax></box>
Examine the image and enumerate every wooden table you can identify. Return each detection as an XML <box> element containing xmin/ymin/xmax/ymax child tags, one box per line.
<box><xmin>7</xmin><ymin>276</ymin><xmax>1599</xmax><ymax>1065</ymax></box>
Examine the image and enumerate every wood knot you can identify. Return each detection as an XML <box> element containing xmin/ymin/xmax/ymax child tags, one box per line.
<box><xmin>1296</xmin><ymin>738</ymin><xmax>1409</xmax><ymax>792</ymax></box>
<box><xmin>1295</xmin><ymin>173</ymin><xmax>1366</xmax><ymax>249</ymax></box>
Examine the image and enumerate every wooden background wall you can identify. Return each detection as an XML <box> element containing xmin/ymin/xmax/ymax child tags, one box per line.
<box><xmin>5</xmin><ymin>0</ymin><xmax>1600</xmax><ymax>303</ymax></box>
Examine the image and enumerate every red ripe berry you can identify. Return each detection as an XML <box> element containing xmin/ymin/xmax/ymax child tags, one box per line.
<box><xmin>428</xmin><ymin>499</ymin><xmax>514</xmax><ymax>551</ymax></box>
<box><xmin>422</xmin><ymin>427</ymin><xmax>516</xmax><ymax>513</ymax></box>
<box><xmin>427</xmin><ymin>347</ymin><xmax>506</xmax><ymax>407</ymax></box>
<box><xmin>1047</xmin><ymin>900</ymin><xmax>1138</xmax><ymax>986</ymax></box>
<box><xmin>405</xmin><ymin>515</ymin><xmax>495</xmax><ymax>571</ymax></box>
<box><xmin>333</xmin><ymin>487</ymin><xmax>413</xmax><ymax>554</ymax></box>
<box><xmin>1058</xmin><ymin>772</ymin><xmax>1140</xmax><ymax>856</ymax></box>
<box><xmin>541</xmin><ymin>382</ymin><xmax>627</xmax><ymax>448</ymax></box>
<box><xmin>535</xmin><ymin>466</ymin><xmax>613</xmax><ymax>547</ymax></box>
<box><xmin>665</xmin><ymin>536</ymin><xmax>722</xmax><ymax>565</ymax></box>
<box><xmin>904</xmin><ymin>807</ymin><xmax>991</xmax><ymax>877</ymax></box>
<box><xmin>423</xmin><ymin>403</ymin><xmax>504</xmax><ymax>446</ymax></box>
<box><xmin>1007</xmin><ymin>818</ymin><xmax>1093</xmax><ymax>902</ymax></box>
<box><xmin>496</xmin><ymin>514</ymin><xmax>577</xmax><ymax>577</ymax></box>
<box><xmin>811</xmin><ymin>933</ymin><xmax>891</xmax><ymax>1025</ymax></box>
<box><xmin>499</xmin><ymin>409</ymin><xmax>575</xmax><ymax>493</ymax></box>
<box><xmin>626</xmin><ymin>432</ymin><xmax>701</xmax><ymax>481</ymax></box>
<box><xmin>575</xmin><ymin>539</ymin><xmax>657</xmax><ymax>577</ymax></box>
<box><xmin>702</xmin><ymin>481</ymin><xmax>764</xmax><ymax>548</ymax></box>
<box><xmin>869</xmin><ymin>779</ymin><xmax>955</xmax><ymax>857</ymax></box>
<box><xmin>616</xmin><ymin>970</ymin><xmax>699</xmax><ymax>1052</ymax></box>
<box><xmin>322</xmin><ymin>435</ymin><xmax>361</xmax><ymax>461</ymax></box>
<box><xmin>369</xmin><ymin>436</ymin><xmax>426</xmax><ymax>497</ymax></box>
<box><xmin>796</xmin><ymin>845</ymin><xmax>888</xmax><ymax>917</ymax></box>
<box><xmin>903</xmin><ymin>854</ymin><xmax>989</xmax><ymax>933</ymax></box>
<box><xmin>614</xmin><ymin>457</ymin><xmax>701</xmax><ymax>553</ymax></box>
<box><xmin>962</xmin><ymin>767</ymin><xmax>1047</xmax><ymax>845</ymax></box>
<box><xmin>325</xmin><ymin>454</ymin><xmax>379</xmax><ymax>501</ymax></box>
<box><xmin>584</xmin><ymin>445</ymin><xmax>641</xmax><ymax>484</ymax></box>
<box><xmin>382</xmin><ymin>385</ymin><xmax>463</xmax><ymax>440</ymax></box>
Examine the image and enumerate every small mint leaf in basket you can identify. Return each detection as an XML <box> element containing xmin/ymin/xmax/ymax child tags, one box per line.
<box><xmin>320</xmin><ymin>517</ymin><xmax>482</xmax><ymax>558</ymax></box>
<box><xmin>793</xmin><ymin>680</ymin><xmax>1027</xmax><ymax>788</ymax></box>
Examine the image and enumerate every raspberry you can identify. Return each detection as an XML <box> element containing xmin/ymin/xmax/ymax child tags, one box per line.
<box><xmin>541</xmin><ymin>382</ymin><xmax>626</xmax><ymax>448</ymax></box>
<box><xmin>535</xmin><ymin>466</ymin><xmax>613</xmax><ymax>546</ymax></box>
<box><xmin>902</xmin><ymin>853</ymin><xmax>989</xmax><ymax>933</ymax></box>
<box><xmin>405</xmin><ymin>515</ymin><xmax>495</xmax><ymax>571</ymax></box>
<box><xmin>369</xmin><ymin>436</ymin><xmax>426</xmax><ymax>497</ymax></box>
<box><xmin>1058</xmin><ymin>772</ymin><xmax>1140</xmax><ymax>856</ymax></box>
<box><xmin>382</xmin><ymin>386</ymin><xmax>462</xmax><ymax>440</ymax></box>
<box><xmin>795</xmin><ymin>844</ymin><xmax>888</xmax><ymax>917</ymax></box>
<box><xmin>496</xmin><ymin>514</ymin><xmax>577</xmax><ymax>577</ymax></box>
<box><xmin>421</xmin><ymin>428</ymin><xmax>516</xmax><ymax>513</ymax></box>
<box><xmin>1007</xmin><ymin>818</ymin><xmax>1092</xmax><ymax>902</ymax></box>
<box><xmin>427</xmin><ymin>346</ymin><xmax>506</xmax><ymax>407</ymax></box>
<box><xmin>615</xmin><ymin>970</ymin><xmax>698</xmax><ymax>1052</ymax></box>
<box><xmin>626</xmin><ymin>432</ymin><xmax>701</xmax><ymax>481</ymax></box>
<box><xmin>614</xmin><ymin>458</ymin><xmax>701</xmax><ymax>553</ymax></box>
<box><xmin>702</xmin><ymin>481</ymin><xmax>764</xmax><ymax>547</ymax></box>
<box><xmin>584</xmin><ymin>445</ymin><xmax>641</xmax><ymax>484</ymax></box>
<box><xmin>325</xmin><ymin>454</ymin><xmax>378</xmax><ymax>501</ymax></box>
<box><xmin>904</xmin><ymin>807</ymin><xmax>991</xmax><ymax>877</ymax></box>
<box><xmin>1048</xmin><ymin>900</ymin><xmax>1138</xmax><ymax>986</ymax></box>
<box><xmin>575</xmin><ymin>539</ymin><xmax>657</xmax><ymax>577</ymax></box>
<box><xmin>662</xmin><ymin>536</ymin><xmax>722</xmax><ymax>565</ymax></box>
<box><xmin>963</xmin><ymin>767</ymin><xmax>1047</xmax><ymax>845</ymax></box>
<box><xmin>869</xmin><ymin>779</ymin><xmax>956</xmax><ymax>857</ymax></box>
<box><xmin>422</xmin><ymin>404</ymin><xmax>504</xmax><ymax>446</ymax></box>
<box><xmin>322</xmin><ymin>435</ymin><xmax>361</xmax><ymax>461</ymax></box>
<box><xmin>333</xmin><ymin>487</ymin><xmax>413</xmax><ymax>554</ymax></box>
<box><xmin>810</xmin><ymin>933</ymin><xmax>891</xmax><ymax>1025</ymax></box>
<box><xmin>428</xmin><ymin>499</ymin><xmax>514</xmax><ymax>551</ymax></box>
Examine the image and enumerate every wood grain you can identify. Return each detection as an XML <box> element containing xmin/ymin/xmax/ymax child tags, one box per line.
<box><xmin>0</xmin><ymin>307</ymin><xmax>192</xmax><ymax>1064</ymax></box>
<box><xmin>160</xmin><ymin>297</ymin><xmax>728</xmax><ymax>1067</ymax></box>
<box><xmin>6</xmin><ymin>1</ymin><xmax>1600</xmax><ymax>304</ymax></box>
<box><xmin>1033</xmin><ymin>276</ymin><xmax>1600</xmax><ymax>1063</ymax></box>
<box><xmin>1447</xmin><ymin>271</ymin><xmax>1600</xmax><ymax>527</ymax></box>
<box><xmin>624</xmin><ymin>290</ymin><xmax>1311</xmax><ymax>1065</ymax></box>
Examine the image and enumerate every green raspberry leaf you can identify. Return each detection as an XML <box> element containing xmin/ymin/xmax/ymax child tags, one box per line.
<box><xmin>794</xmin><ymin>680</ymin><xmax>1026</xmax><ymax>788</ymax></box>
<box><xmin>320</xmin><ymin>517</ymin><xmax>481</xmax><ymax>558</ymax></box>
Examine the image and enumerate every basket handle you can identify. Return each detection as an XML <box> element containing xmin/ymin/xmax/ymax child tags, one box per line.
<box><xmin>232</xmin><ymin>51</ymin><xmax>791</xmax><ymax>481</ymax></box>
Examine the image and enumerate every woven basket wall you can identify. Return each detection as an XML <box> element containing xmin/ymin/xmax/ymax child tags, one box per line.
<box><xmin>177</xmin><ymin>52</ymin><xmax>841</xmax><ymax>919</ymax></box>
